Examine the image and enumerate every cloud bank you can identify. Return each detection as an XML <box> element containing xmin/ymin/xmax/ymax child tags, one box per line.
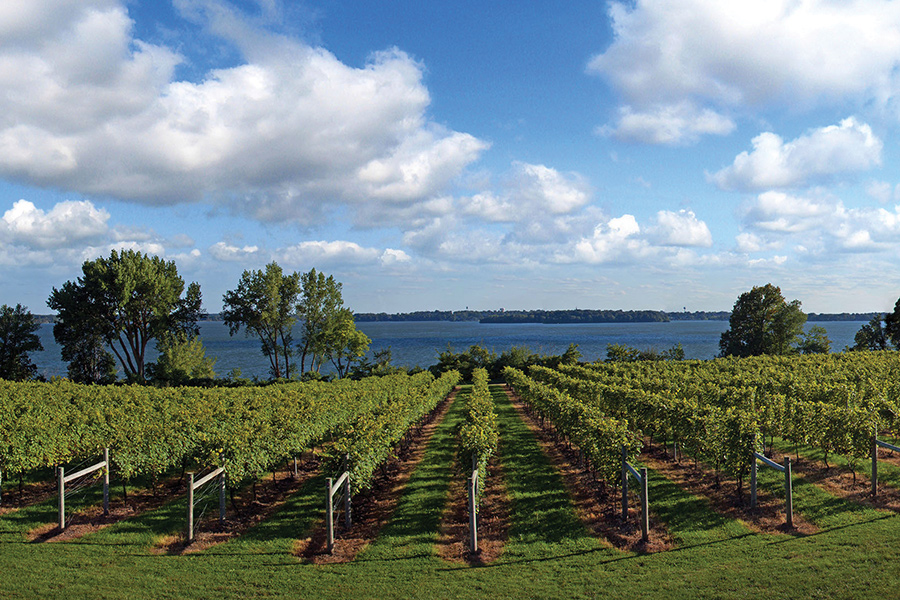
<box><xmin>0</xmin><ymin>0</ymin><xmax>487</xmax><ymax>224</ymax></box>
<box><xmin>590</xmin><ymin>0</ymin><xmax>900</xmax><ymax>144</ymax></box>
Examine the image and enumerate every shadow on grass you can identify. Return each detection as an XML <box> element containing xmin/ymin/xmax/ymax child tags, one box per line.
<box><xmin>493</xmin><ymin>389</ymin><xmax>598</xmax><ymax>547</ymax></box>
<box><xmin>762</xmin><ymin>512</ymin><xmax>896</xmax><ymax>546</ymax></box>
<box><xmin>353</xmin><ymin>392</ymin><xmax>466</xmax><ymax>562</ymax></box>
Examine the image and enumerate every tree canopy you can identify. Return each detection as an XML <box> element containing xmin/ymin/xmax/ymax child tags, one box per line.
<box><xmin>851</xmin><ymin>299</ymin><xmax>900</xmax><ymax>352</ymax></box>
<box><xmin>48</xmin><ymin>249</ymin><xmax>203</xmax><ymax>383</ymax></box>
<box><xmin>296</xmin><ymin>268</ymin><xmax>347</xmax><ymax>375</ymax></box>
<box><xmin>147</xmin><ymin>333</ymin><xmax>217</xmax><ymax>385</ymax></box>
<box><xmin>323</xmin><ymin>307</ymin><xmax>372</xmax><ymax>378</ymax></box>
<box><xmin>719</xmin><ymin>283</ymin><xmax>807</xmax><ymax>357</ymax></box>
<box><xmin>884</xmin><ymin>298</ymin><xmax>900</xmax><ymax>349</ymax></box>
<box><xmin>850</xmin><ymin>314</ymin><xmax>890</xmax><ymax>351</ymax></box>
<box><xmin>222</xmin><ymin>262</ymin><xmax>300</xmax><ymax>379</ymax></box>
<box><xmin>223</xmin><ymin>264</ymin><xmax>370</xmax><ymax>380</ymax></box>
<box><xmin>0</xmin><ymin>304</ymin><xmax>43</xmax><ymax>381</ymax></box>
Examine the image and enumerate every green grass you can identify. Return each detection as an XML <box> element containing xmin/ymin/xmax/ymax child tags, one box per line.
<box><xmin>3</xmin><ymin>390</ymin><xmax>900</xmax><ymax>599</ymax></box>
<box><xmin>491</xmin><ymin>385</ymin><xmax>614</xmax><ymax>561</ymax></box>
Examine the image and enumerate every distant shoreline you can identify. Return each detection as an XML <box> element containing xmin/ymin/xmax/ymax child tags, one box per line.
<box><xmin>32</xmin><ymin>310</ymin><xmax>878</xmax><ymax>326</ymax></box>
<box><xmin>351</xmin><ymin>309</ymin><xmax>879</xmax><ymax>324</ymax></box>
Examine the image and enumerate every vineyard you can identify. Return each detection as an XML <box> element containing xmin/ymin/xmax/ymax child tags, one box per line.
<box><xmin>0</xmin><ymin>371</ymin><xmax>459</xmax><ymax>502</ymax></box>
<box><xmin>517</xmin><ymin>350</ymin><xmax>900</xmax><ymax>488</ymax></box>
<box><xmin>3</xmin><ymin>353</ymin><xmax>900</xmax><ymax>598</ymax></box>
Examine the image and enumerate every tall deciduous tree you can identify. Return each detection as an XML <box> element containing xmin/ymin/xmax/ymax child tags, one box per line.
<box><xmin>324</xmin><ymin>308</ymin><xmax>371</xmax><ymax>378</ymax></box>
<box><xmin>46</xmin><ymin>280</ymin><xmax>117</xmax><ymax>384</ymax></box>
<box><xmin>798</xmin><ymin>325</ymin><xmax>832</xmax><ymax>355</ymax></box>
<box><xmin>48</xmin><ymin>249</ymin><xmax>202</xmax><ymax>383</ymax></box>
<box><xmin>296</xmin><ymin>268</ymin><xmax>344</xmax><ymax>374</ymax></box>
<box><xmin>222</xmin><ymin>262</ymin><xmax>300</xmax><ymax>379</ymax></box>
<box><xmin>719</xmin><ymin>283</ymin><xmax>807</xmax><ymax>357</ymax></box>
<box><xmin>0</xmin><ymin>304</ymin><xmax>43</xmax><ymax>381</ymax></box>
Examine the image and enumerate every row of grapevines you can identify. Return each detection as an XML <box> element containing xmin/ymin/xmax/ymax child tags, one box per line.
<box><xmin>559</xmin><ymin>352</ymin><xmax>900</xmax><ymax>419</ymax></box>
<box><xmin>0</xmin><ymin>372</ymin><xmax>458</xmax><ymax>490</ymax></box>
<box><xmin>546</xmin><ymin>352</ymin><xmax>900</xmax><ymax>476</ymax></box>
<box><xmin>526</xmin><ymin>365</ymin><xmax>759</xmax><ymax>484</ymax></box>
<box><xmin>503</xmin><ymin>367</ymin><xmax>640</xmax><ymax>483</ymax></box>
<box><xmin>326</xmin><ymin>370</ymin><xmax>460</xmax><ymax>492</ymax></box>
<box><xmin>458</xmin><ymin>368</ymin><xmax>498</xmax><ymax>491</ymax></box>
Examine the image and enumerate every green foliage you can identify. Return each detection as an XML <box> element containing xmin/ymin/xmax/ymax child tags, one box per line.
<box><xmin>493</xmin><ymin>345</ymin><xmax>542</xmax><ymax>373</ymax></box>
<box><xmin>48</xmin><ymin>249</ymin><xmax>202</xmax><ymax>383</ymax></box>
<box><xmin>797</xmin><ymin>325</ymin><xmax>832</xmax><ymax>355</ymax></box>
<box><xmin>222</xmin><ymin>262</ymin><xmax>300</xmax><ymax>379</ymax></box>
<box><xmin>719</xmin><ymin>283</ymin><xmax>806</xmax><ymax>357</ymax></box>
<box><xmin>885</xmin><ymin>297</ymin><xmax>900</xmax><ymax>349</ymax></box>
<box><xmin>605</xmin><ymin>343</ymin><xmax>641</xmax><ymax>362</ymax></box>
<box><xmin>431</xmin><ymin>343</ymin><xmax>497</xmax><ymax>382</ymax></box>
<box><xmin>851</xmin><ymin>314</ymin><xmax>890</xmax><ymax>351</ymax></box>
<box><xmin>323</xmin><ymin>308</ymin><xmax>371</xmax><ymax>378</ymax></box>
<box><xmin>349</xmin><ymin>347</ymin><xmax>405</xmax><ymax>378</ymax></box>
<box><xmin>530</xmin><ymin>350</ymin><xmax>900</xmax><ymax>487</ymax></box>
<box><xmin>433</xmin><ymin>343</ymin><xmax>590</xmax><ymax>382</ymax></box>
<box><xmin>63</xmin><ymin>333</ymin><xmax>118</xmax><ymax>384</ymax></box>
<box><xmin>296</xmin><ymin>268</ymin><xmax>344</xmax><ymax>374</ymax></box>
<box><xmin>458</xmin><ymin>369</ymin><xmax>499</xmax><ymax>500</ymax></box>
<box><xmin>148</xmin><ymin>333</ymin><xmax>216</xmax><ymax>385</ymax></box>
<box><xmin>505</xmin><ymin>366</ymin><xmax>641</xmax><ymax>483</ymax></box>
<box><xmin>325</xmin><ymin>370</ymin><xmax>460</xmax><ymax>492</ymax></box>
<box><xmin>605</xmin><ymin>342</ymin><xmax>685</xmax><ymax>362</ymax></box>
<box><xmin>559</xmin><ymin>343</ymin><xmax>583</xmax><ymax>364</ymax></box>
<box><xmin>0</xmin><ymin>371</ymin><xmax>459</xmax><ymax>492</ymax></box>
<box><xmin>0</xmin><ymin>304</ymin><xmax>43</xmax><ymax>381</ymax></box>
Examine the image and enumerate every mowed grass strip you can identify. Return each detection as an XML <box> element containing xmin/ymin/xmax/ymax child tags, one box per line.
<box><xmin>757</xmin><ymin>441</ymin><xmax>886</xmax><ymax>530</ymax></box>
<box><xmin>639</xmin><ymin>462</ymin><xmax>753</xmax><ymax>548</ymax></box>
<box><xmin>353</xmin><ymin>388</ymin><xmax>465</xmax><ymax>562</ymax></box>
<box><xmin>1</xmin><ymin>472</ymin><xmax>118</xmax><ymax>539</ymax></box>
<box><xmin>492</xmin><ymin>384</ymin><xmax>615</xmax><ymax>561</ymax></box>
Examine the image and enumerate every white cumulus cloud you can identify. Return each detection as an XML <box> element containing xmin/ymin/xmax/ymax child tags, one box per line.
<box><xmin>600</xmin><ymin>102</ymin><xmax>735</xmax><ymax>145</ymax></box>
<box><xmin>740</xmin><ymin>191</ymin><xmax>900</xmax><ymax>254</ymax></box>
<box><xmin>459</xmin><ymin>162</ymin><xmax>591</xmax><ymax>229</ymax></box>
<box><xmin>567</xmin><ymin>215</ymin><xmax>648</xmax><ymax>264</ymax></box>
<box><xmin>742</xmin><ymin>191</ymin><xmax>835</xmax><ymax>233</ymax></box>
<box><xmin>648</xmin><ymin>209</ymin><xmax>713</xmax><ymax>247</ymax></box>
<box><xmin>1</xmin><ymin>199</ymin><xmax>109</xmax><ymax>248</ymax></box>
<box><xmin>866</xmin><ymin>180</ymin><xmax>900</xmax><ymax>204</ymax></box>
<box><xmin>380</xmin><ymin>248</ymin><xmax>411</xmax><ymax>266</ymax></box>
<box><xmin>279</xmin><ymin>240</ymin><xmax>391</xmax><ymax>266</ymax></box>
<box><xmin>710</xmin><ymin>118</ymin><xmax>882</xmax><ymax>191</ymax></box>
<box><xmin>209</xmin><ymin>241</ymin><xmax>259</xmax><ymax>262</ymax></box>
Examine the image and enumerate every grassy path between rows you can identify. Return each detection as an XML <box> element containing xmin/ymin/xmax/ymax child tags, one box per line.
<box><xmin>4</xmin><ymin>386</ymin><xmax>900</xmax><ymax>599</ymax></box>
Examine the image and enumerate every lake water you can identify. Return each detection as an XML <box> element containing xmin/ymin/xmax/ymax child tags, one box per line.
<box><xmin>29</xmin><ymin>320</ymin><xmax>866</xmax><ymax>380</ymax></box>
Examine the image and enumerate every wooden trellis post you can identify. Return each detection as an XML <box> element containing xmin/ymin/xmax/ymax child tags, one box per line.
<box><xmin>468</xmin><ymin>456</ymin><xmax>479</xmax><ymax>553</ymax></box>
<box><xmin>326</xmin><ymin>454</ymin><xmax>351</xmax><ymax>553</ymax></box>
<box><xmin>186</xmin><ymin>467</ymin><xmax>225</xmax><ymax>543</ymax></box>
<box><xmin>621</xmin><ymin>446</ymin><xmax>649</xmax><ymax>542</ymax></box>
<box><xmin>57</xmin><ymin>448</ymin><xmax>110</xmax><ymax>531</ymax></box>
<box><xmin>871</xmin><ymin>437</ymin><xmax>900</xmax><ymax>497</ymax></box>
<box><xmin>750</xmin><ymin>450</ymin><xmax>793</xmax><ymax>528</ymax></box>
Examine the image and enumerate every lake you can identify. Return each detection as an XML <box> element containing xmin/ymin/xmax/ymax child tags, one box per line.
<box><xmin>29</xmin><ymin>320</ymin><xmax>867</xmax><ymax>380</ymax></box>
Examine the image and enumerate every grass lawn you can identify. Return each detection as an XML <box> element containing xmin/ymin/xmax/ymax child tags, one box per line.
<box><xmin>2</xmin><ymin>386</ymin><xmax>900</xmax><ymax>599</ymax></box>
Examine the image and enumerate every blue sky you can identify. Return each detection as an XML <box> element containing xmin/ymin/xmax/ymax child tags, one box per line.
<box><xmin>3</xmin><ymin>0</ymin><xmax>900</xmax><ymax>314</ymax></box>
